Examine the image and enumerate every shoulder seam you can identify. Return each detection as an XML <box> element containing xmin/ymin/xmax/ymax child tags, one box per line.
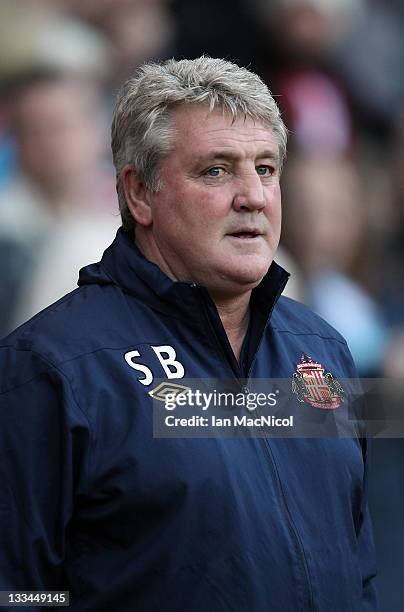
<box><xmin>0</xmin><ymin>336</ymin><xmax>177</xmax><ymax>370</ymax></box>
<box><xmin>0</xmin><ymin>347</ymin><xmax>94</xmax><ymax>496</ymax></box>
<box><xmin>0</xmin><ymin>347</ymin><xmax>92</xmax><ymax>430</ymax></box>
<box><xmin>272</xmin><ymin>328</ymin><xmax>347</xmax><ymax>346</ymax></box>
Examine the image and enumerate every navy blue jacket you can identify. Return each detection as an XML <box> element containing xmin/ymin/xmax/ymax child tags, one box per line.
<box><xmin>0</xmin><ymin>229</ymin><xmax>377</xmax><ymax>611</ymax></box>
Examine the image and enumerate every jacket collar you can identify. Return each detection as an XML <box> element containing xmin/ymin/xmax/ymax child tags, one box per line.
<box><xmin>95</xmin><ymin>228</ymin><xmax>290</xmax><ymax>321</ymax></box>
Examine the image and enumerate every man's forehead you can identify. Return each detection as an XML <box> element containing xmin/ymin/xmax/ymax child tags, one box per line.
<box><xmin>170</xmin><ymin>103</ymin><xmax>279</xmax><ymax>158</ymax></box>
<box><xmin>171</xmin><ymin>102</ymin><xmax>271</xmax><ymax>130</ymax></box>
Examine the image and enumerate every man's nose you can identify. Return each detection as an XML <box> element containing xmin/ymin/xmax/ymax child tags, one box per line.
<box><xmin>232</xmin><ymin>173</ymin><xmax>265</xmax><ymax>212</ymax></box>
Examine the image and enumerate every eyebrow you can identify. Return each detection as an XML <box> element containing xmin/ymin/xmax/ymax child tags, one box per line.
<box><xmin>196</xmin><ymin>149</ymin><xmax>280</xmax><ymax>164</ymax></box>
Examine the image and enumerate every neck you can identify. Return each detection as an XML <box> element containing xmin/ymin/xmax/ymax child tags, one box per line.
<box><xmin>214</xmin><ymin>292</ymin><xmax>251</xmax><ymax>362</ymax></box>
<box><xmin>135</xmin><ymin>230</ymin><xmax>252</xmax><ymax>361</ymax></box>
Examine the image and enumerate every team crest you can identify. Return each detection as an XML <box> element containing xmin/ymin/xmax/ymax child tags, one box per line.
<box><xmin>292</xmin><ymin>353</ymin><xmax>344</xmax><ymax>410</ymax></box>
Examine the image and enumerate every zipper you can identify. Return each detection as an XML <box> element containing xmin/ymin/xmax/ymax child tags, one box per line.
<box><xmin>245</xmin><ymin>279</ymin><xmax>288</xmax><ymax>383</ymax></box>
<box><xmin>192</xmin><ymin>284</ymin><xmax>245</xmax><ymax>387</ymax></box>
<box><xmin>192</xmin><ymin>282</ymin><xmax>314</xmax><ymax>611</ymax></box>
<box><xmin>261</xmin><ymin>438</ymin><xmax>314</xmax><ymax>611</ymax></box>
<box><xmin>245</xmin><ymin>283</ymin><xmax>314</xmax><ymax>611</ymax></box>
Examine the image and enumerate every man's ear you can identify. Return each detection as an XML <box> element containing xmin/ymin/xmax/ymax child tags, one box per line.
<box><xmin>120</xmin><ymin>165</ymin><xmax>153</xmax><ymax>226</ymax></box>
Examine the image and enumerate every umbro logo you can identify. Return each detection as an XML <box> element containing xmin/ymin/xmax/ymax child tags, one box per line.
<box><xmin>148</xmin><ymin>382</ymin><xmax>191</xmax><ymax>402</ymax></box>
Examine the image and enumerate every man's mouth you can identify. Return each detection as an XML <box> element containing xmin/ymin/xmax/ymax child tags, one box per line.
<box><xmin>228</xmin><ymin>230</ymin><xmax>262</xmax><ymax>239</ymax></box>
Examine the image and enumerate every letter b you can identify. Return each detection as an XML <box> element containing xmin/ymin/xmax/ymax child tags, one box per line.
<box><xmin>152</xmin><ymin>345</ymin><xmax>185</xmax><ymax>379</ymax></box>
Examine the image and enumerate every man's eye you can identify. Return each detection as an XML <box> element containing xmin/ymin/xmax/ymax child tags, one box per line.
<box><xmin>205</xmin><ymin>167</ymin><xmax>225</xmax><ymax>177</ymax></box>
<box><xmin>256</xmin><ymin>165</ymin><xmax>274</xmax><ymax>177</ymax></box>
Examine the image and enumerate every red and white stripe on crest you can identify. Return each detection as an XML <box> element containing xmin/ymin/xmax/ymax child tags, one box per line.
<box><xmin>303</xmin><ymin>370</ymin><xmax>331</xmax><ymax>402</ymax></box>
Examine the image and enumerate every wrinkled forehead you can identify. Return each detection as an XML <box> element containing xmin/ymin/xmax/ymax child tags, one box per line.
<box><xmin>167</xmin><ymin>103</ymin><xmax>280</xmax><ymax>158</ymax></box>
<box><xmin>169</xmin><ymin>101</ymin><xmax>274</xmax><ymax>131</ymax></box>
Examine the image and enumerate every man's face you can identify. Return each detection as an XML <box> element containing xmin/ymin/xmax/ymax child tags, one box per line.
<box><xmin>14</xmin><ymin>80</ymin><xmax>104</xmax><ymax>188</ymax></box>
<box><xmin>142</xmin><ymin>104</ymin><xmax>282</xmax><ymax>298</ymax></box>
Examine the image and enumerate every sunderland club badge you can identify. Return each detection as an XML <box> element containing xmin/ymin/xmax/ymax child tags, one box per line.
<box><xmin>292</xmin><ymin>353</ymin><xmax>344</xmax><ymax>410</ymax></box>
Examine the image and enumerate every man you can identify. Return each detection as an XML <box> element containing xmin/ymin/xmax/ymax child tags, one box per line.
<box><xmin>0</xmin><ymin>68</ymin><xmax>117</xmax><ymax>335</ymax></box>
<box><xmin>0</xmin><ymin>57</ymin><xmax>376</xmax><ymax>611</ymax></box>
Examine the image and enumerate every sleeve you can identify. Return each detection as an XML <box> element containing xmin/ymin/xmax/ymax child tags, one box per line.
<box><xmin>339</xmin><ymin>341</ymin><xmax>378</xmax><ymax>609</ymax></box>
<box><xmin>357</xmin><ymin>436</ymin><xmax>378</xmax><ymax>611</ymax></box>
<box><xmin>0</xmin><ymin>347</ymin><xmax>91</xmax><ymax>594</ymax></box>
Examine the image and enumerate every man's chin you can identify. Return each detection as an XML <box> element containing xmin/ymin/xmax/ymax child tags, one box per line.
<box><xmin>212</xmin><ymin>265</ymin><xmax>270</xmax><ymax>295</ymax></box>
<box><xmin>231</xmin><ymin>260</ymin><xmax>271</xmax><ymax>284</ymax></box>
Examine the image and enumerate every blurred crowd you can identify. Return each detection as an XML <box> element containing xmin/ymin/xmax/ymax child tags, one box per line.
<box><xmin>0</xmin><ymin>0</ymin><xmax>403</xmax><ymax>608</ymax></box>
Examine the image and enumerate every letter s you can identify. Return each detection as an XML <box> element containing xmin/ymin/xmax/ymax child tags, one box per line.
<box><xmin>125</xmin><ymin>350</ymin><xmax>153</xmax><ymax>386</ymax></box>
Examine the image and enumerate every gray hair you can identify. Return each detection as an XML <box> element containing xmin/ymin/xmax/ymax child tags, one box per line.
<box><xmin>111</xmin><ymin>56</ymin><xmax>288</xmax><ymax>231</ymax></box>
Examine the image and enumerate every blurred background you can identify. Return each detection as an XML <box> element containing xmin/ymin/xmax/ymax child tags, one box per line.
<box><xmin>0</xmin><ymin>0</ymin><xmax>403</xmax><ymax>608</ymax></box>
